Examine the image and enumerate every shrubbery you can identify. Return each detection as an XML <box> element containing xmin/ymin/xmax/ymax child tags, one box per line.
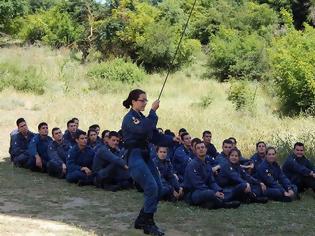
<box><xmin>227</xmin><ymin>80</ymin><xmax>255</xmax><ymax>111</ymax></box>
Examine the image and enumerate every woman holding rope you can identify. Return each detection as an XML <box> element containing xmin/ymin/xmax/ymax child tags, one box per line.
<box><xmin>122</xmin><ymin>89</ymin><xmax>178</xmax><ymax>235</ymax></box>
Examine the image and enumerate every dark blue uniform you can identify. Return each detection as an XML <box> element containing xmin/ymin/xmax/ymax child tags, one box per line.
<box><xmin>250</xmin><ymin>153</ymin><xmax>265</xmax><ymax>176</ymax></box>
<box><xmin>46</xmin><ymin>140</ymin><xmax>70</xmax><ymax>178</ymax></box>
<box><xmin>216</xmin><ymin>162</ymin><xmax>264</xmax><ymax>202</ymax></box>
<box><xmin>183</xmin><ymin>158</ymin><xmax>224</xmax><ymax>208</ymax></box>
<box><xmin>93</xmin><ymin>144</ymin><xmax>130</xmax><ymax>188</ymax></box>
<box><xmin>63</xmin><ymin>130</ymin><xmax>77</xmax><ymax>148</ymax></box>
<box><xmin>66</xmin><ymin>145</ymin><xmax>95</xmax><ymax>184</ymax></box>
<box><xmin>154</xmin><ymin>158</ymin><xmax>180</xmax><ymax>200</ymax></box>
<box><xmin>88</xmin><ymin>139</ymin><xmax>102</xmax><ymax>151</ymax></box>
<box><xmin>27</xmin><ymin>134</ymin><xmax>53</xmax><ymax>171</ymax></box>
<box><xmin>257</xmin><ymin>160</ymin><xmax>297</xmax><ymax>201</ymax></box>
<box><xmin>10</xmin><ymin>131</ymin><xmax>35</xmax><ymax>167</ymax></box>
<box><xmin>206</xmin><ymin>143</ymin><xmax>218</xmax><ymax>158</ymax></box>
<box><xmin>122</xmin><ymin>108</ymin><xmax>174</xmax><ymax>214</ymax></box>
<box><xmin>216</xmin><ymin>152</ymin><xmax>229</xmax><ymax>167</ymax></box>
<box><xmin>282</xmin><ymin>154</ymin><xmax>315</xmax><ymax>192</ymax></box>
<box><xmin>173</xmin><ymin>144</ymin><xmax>194</xmax><ymax>182</ymax></box>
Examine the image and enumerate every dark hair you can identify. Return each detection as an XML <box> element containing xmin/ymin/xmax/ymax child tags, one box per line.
<box><xmin>222</xmin><ymin>139</ymin><xmax>233</xmax><ymax>146</ymax></box>
<box><xmin>72</xmin><ymin>117</ymin><xmax>79</xmax><ymax>121</ymax></box>
<box><xmin>52</xmin><ymin>127</ymin><xmax>61</xmax><ymax>135</ymax></box>
<box><xmin>108</xmin><ymin>131</ymin><xmax>119</xmax><ymax>139</ymax></box>
<box><xmin>178</xmin><ymin>128</ymin><xmax>187</xmax><ymax>135</ymax></box>
<box><xmin>165</xmin><ymin>129</ymin><xmax>175</xmax><ymax>137</ymax></box>
<box><xmin>16</xmin><ymin>118</ymin><xmax>26</xmax><ymax>126</ymax></box>
<box><xmin>194</xmin><ymin>140</ymin><xmax>205</xmax><ymax>148</ymax></box>
<box><xmin>294</xmin><ymin>142</ymin><xmax>304</xmax><ymax>149</ymax></box>
<box><xmin>266</xmin><ymin>146</ymin><xmax>277</xmax><ymax>154</ymax></box>
<box><xmin>67</xmin><ymin>119</ymin><xmax>75</xmax><ymax>127</ymax></box>
<box><xmin>228</xmin><ymin>137</ymin><xmax>237</xmax><ymax>144</ymax></box>
<box><xmin>180</xmin><ymin>132</ymin><xmax>190</xmax><ymax>140</ymax></box>
<box><xmin>156</xmin><ymin>146</ymin><xmax>168</xmax><ymax>152</ymax></box>
<box><xmin>75</xmin><ymin>130</ymin><xmax>86</xmax><ymax>139</ymax></box>
<box><xmin>202</xmin><ymin>130</ymin><xmax>212</xmax><ymax>137</ymax></box>
<box><xmin>157</xmin><ymin>127</ymin><xmax>164</xmax><ymax>133</ymax></box>
<box><xmin>256</xmin><ymin>141</ymin><xmax>266</xmax><ymax>149</ymax></box>
<box><xmin>123</xmin><ymin>89</ymin><xmax>146</xmax><ymax>109</ymax></box>
<box><xmin>38</xmin><ymin>122</ymin><xmax>48</xmax><ymax>130</ymax></box>
<box><xmin>191</xmin><ymin>137</ymin><xmax>202</xmax><ymax>148</ymax></box>
<box><xmin>89</xmin><ymin>124</ymin><xmax>100</xmax><ymax>130</ymax></box>
<box><xmin>87</xmin><ymin>129</ymin><xmax>97</xmax><ymax>136</ymax></box>
<box><xmin>101</xmin><ymin>129</ymin><xmax>110</xmax><ymax>139</ymax></box>
<box><xmin>228</xmin><ymin>148</ymin><xmax>241</xmax><ymax>158</ymax></box>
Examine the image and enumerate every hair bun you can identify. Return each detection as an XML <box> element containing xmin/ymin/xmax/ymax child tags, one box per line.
<box><xmin>123</xmin><ymin>99</ymin><xmax>130</xmax><ymax>109</ymax></box>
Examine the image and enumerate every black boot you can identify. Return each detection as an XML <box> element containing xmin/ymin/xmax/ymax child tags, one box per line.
<box><xmin>223</xmin><ymin>201</ymin><xmax>241</xmax><ymax>209</ymax></box>
<box><xmin>143</xmin><ymin>213</ymin><xmax>165</xmax><ymax>236</ymax></box>
<box><xmin>134</xmin><ymin>208</ymin><xmax>146</xmax><ymax>229</ymax></box>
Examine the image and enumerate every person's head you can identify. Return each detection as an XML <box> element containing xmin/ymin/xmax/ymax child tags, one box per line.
<box><xmin>123</xmin><ymin>89</ymin><xmax>147</xmax><ymax>112</ymax></box>
<box><xmin>107</xmin><ymin>131</ymin><xmax>120</xmax><ymax>149</ymax></box>
<box><xmin>256</xmin><ymin>141</ymin><xmax>266</xmax><ymax>156</ymax></box>
<box><xmin>228</xmin><ymin>148</ymin><xmax>241</xmax><ymax>164</ymax></box>
<box><xmin>222</xmin><ymin>139</ymin><xmax>233</xmax><ymax>156</ymax></box>
<box><xmin>180</xmin><ymin>132</ymin><xmax>191</xmax><ymax>148</ymax></box>
<box><xmin>72</xmin><ymin>117</ymin><xmax>79</xmax><ymax>128</ymax></box>
<box><xmin>157</xmin><ymin>128</ymin><xmax>164</xmax><ymax>134</ymax></box>
<box><xmin>202</xmin><ymin>130</ymin><xmax>212</xmax><ymax>144</ymax></box>
<box><xmin>67</xmin><ymin>119</ymin><xmax>77</xmax><ymax>133</ymax></box>
<box><xmin>191</xmin><ymin>137</ymin><xmax>202</xmax><ymax>154</ymax></box>
<box><xmin>164</xmin><ymin>129</ymin><xmax>175</xmax><ymax>137</ymax></box>
<box><xmin>101</xmin><ymin>129</ymin><xmax>110</xmax><ymax>144</ymax></box>
<box><xmin>157</xmin><ymin>146</ymin><xmax>168</xmax><ymax>160</ymax></box>
<box><xmin>87</xmin><ymin>129</ymin><xmax>98</xmax><ymax>143</ymax></box>
<box><xmin>89</xmin><ymin>124</ymin><xmax>100</xmax><ymax>135</ymax></box>
<box><xmin>75</xmin><ymin>130</ymin><xmax>87</xmax><ymax>148</ymax></box>
<box><xmin>52</xmin><ymin>127</ymin><xmax>63</xmax><ymax>142</ymax></box>
<box><xmin>16</xmin><ymin>118</ymin><xmax>28</xmax><ymax>135</ymax></box>
<box><xmin>195</xmin><ymin>141</ymin><xmax>207</xmax><ymax>159</ymax></box>
<box><xmin>228</xmin><ymin>137</ymin><xmax>237</xmax><ymax>148</ymax></box>
<box><xmin>178</xmin><ymin>128</ymin><xmax>187</xmax><ymax>136</ymax></box>
<box><xmin>266</xmin><ymin>147</ymin><xmax>277</xmax><ymax>163</ymax></box>
<box><xmin>294</xmin><ymin>142</ymin><xmax>305</xmax><ymax>158</ymax></box>
<box><xmin>38</xmin><ymin>122</ymin><xmax>48</xmax><ymax>136</ymax></box>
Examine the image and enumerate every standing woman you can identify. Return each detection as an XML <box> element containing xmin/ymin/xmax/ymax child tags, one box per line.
<box><xmin>122</xmin><ymin>89</ymin><xmax>175</xmax><ymax>236</ymax></box>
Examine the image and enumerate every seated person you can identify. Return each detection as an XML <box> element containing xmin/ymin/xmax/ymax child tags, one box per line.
<box><xmin>87</xmin><ymin>129</ymin><xmax>102</xmax><ymax>151</ymax></box>
<box><xmin>216</xmin><ymin>148</ymin><xmax>268</xmax><ymax>203</ymax></box>
<box><xmin>46</xmin><ymin>128</ymin><xmax>70</xmax><ymax>178</ymax></box>
<box><xmin>250</xmin><ymin>141</ymin><xmax>267</xmax><ymax>176</ymax></box>
<box><xmin>183</xmin><ymin>141</ymin><xmax>240</xmax><ymax>209</ymax></box>
<box><xmin>64</xmin><ymin>119</ymin><xmax>77</xmax><ymax>148</ymax></box>
<box><xmin>93</xmin><ymin>131</ymin><xmax>131</xmax><ymax>190</ymax></box>
<box><xmin>173</xmin><ymin>132</ymin><xmax>194</xmax><ymax>182</ymax></box>
<box><xmin>10</xmin><ymin>118</ymin><xmax>35</xmax><ymax>167</ymax></box>
<box><xmin>66</xmin><ymin>130</ymin><xmax>95</xmax><ymax>186</ymax></box>
<box><xmin>154</xmin><ymin>146</ymin><xmax>183</xmax><ymax>201</ymax></box>
<box><xmin>89</xmin><ymin>124</ymin><xmax>102</xmax><ymax>143</ymax></box>
<box><xmin>202</xmin><ymin>130</ymin><xmax>218</xmax><ymax>158</ymax></box>
<box><xmin>282</xmin><ymin>142</ymin><xmax>315</xmax><ymax>193</ymax></box>
<box><xmin>27</xmin><ymin>122</ymin><xmax>53</xmax><ymax>172</ymax></box>
<box><xmin>257</xmin><ymin>147</ymin><xmax>298</xmax><ymax>202</ymax></box>
<box><xmin>216</xmin><ymin>139</ymin><xmax>233</xmax><ymax>167</ymax></box>
<box><xmin>228</xmin><ymin>137</ymin><xmax>254</xmax><ymax>171</ymax></box>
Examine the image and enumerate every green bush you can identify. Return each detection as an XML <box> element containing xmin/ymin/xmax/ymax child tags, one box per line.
<box><xmin>269</xmin><ymin>24</ymin><xmax>315</xmax><ymax>115</ymax></box>
<box><xmin>227</xmin><ymin>80</ymin><xmax>255</xmax><ymax>111</ymax></box>
<box><xmin>87</xmin><ymin>58</ymin><xmax>146</xmax><ymax>84</ymax></box>
<box><xmin>0</xmin><ymin>63</ymin><xmax>45</xmax><ymax>94</ymax></box>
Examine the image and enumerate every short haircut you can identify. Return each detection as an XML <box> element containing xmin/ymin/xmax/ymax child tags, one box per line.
<box><xmin>38</xmin><ymin>122</ymin><xmax>48</xmax><ymax>130</ymax></box>
<box><xmin>52</xmin><ymin>127</ymin><xmax>61</xmax><ymax>135</ymax></box>
<box><xmin>101</xmin><ymin>129</ymin><xmax>110</xmax><ymax>139</ymax></box>
<box><xmin>87</xmin><ymin>129</ymin><xmax>97</xmax><ymax>136</ymax></box>
<box><xmin>202</xmin><ymin>130</ymin><xmax>212</xmax><ymax>137</ymax></box>
<box><xmin>256</xmin><ymin>141</ymin><xmax>266</xmax><ymax>149</ymax></box>
<box><xmin>178</xmin><ymin>128</ymin><xmax>187</xmax><ymax>134</ymax></box>
<box><xmin>294</xmin><ymin>142</ymin><xmax>304</xmax><ymax>149</ymax></box>
<box><xmin>89</xmin><ymin>124</ymin><xmax>100</xmax><ymax>130</ymax></box>
<box><xmin>67</xmin><ymin>119</ymin><xmax>75</xmax><ymax>127</ymax></box>
<box><xmin>16</xmin><ymin>118</ymin><xmax>26</xmax><ymax>127</ymax></box>
<box><xmin>75</xmin><ymin>130</ymin><xmax>86</xmax><ymax>139</ymax></box>
<box><xmin>156</xmin><ymin>146</ymin><xmax>168</xmax><ymax>152</ymax></box>
<box><xmin>180</xmin><ymin>132</ymin><xmax>190</xmax><ymax>140</ymax></box>
<box><xmin>72</xmin><ymin>117</ymin><xmax>79</xmax><ymax>121</ymax></box>
<box><xmin>266</xmin><ymin>146</ymin><xmax>277</xmax><ymax>154</ymax></box>
<box><xmin>228</xmin><ymin>137</ymin><xmax>237</xmax><ymax>144</ymax></box>
<box><xmin>191</xmin><ymin>137</ymin><xmax>201</xmax><ymax>147</ymax></box>
<box><xmin>222</xmin><ymin>139</ymin><xmax>233</xmax><ymax>146</ymax></box>
<box><xmin>108</xmin><ymin>131</ymin><xmax>119</xmax><ymax>139</ymax></box>
<box><xmin>164</xmin><ymin>129</ymin><xmax>175</xmax><ymax>137</ymax></box>
<box><xmin>194</xmin><ymin>140</ymin><xmax>205</xmax><ymax>148</ymax></box>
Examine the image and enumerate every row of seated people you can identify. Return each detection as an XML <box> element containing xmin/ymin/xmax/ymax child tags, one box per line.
<box><xmin>9</xmin><ymin>118</ymin><xmax>315</xmax><ymax>209</ymax></box>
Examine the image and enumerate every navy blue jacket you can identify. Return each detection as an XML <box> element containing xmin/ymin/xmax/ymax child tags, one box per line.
<box><xmin>282</xmin><ymin>154</ymin><xmax>314</xmax><ymax>179</ymax></box>
<box><xmin>47</xmin><ymin>140</ymin><xmax>70</xmax><ymax>165</ymax></box>
<box><xmin>66</xmin><ymin>145</ymin><xmax>95</xmax><ymax>173</ymax></box>
<box><xmin>28</xmin><ymin>134</ymin><xmax>53</xmax><ymax>162</ymax></box>
<box><xmin>216</xmin><ymin>162</ymin><xmax>260</xmax><ymax>187</ymax></box>
<box><xmin>250</xmin><ymin>153</ymin><xmax>265</xmax><ymax>175</ymax></box>
<box><xmin>11</xmin><ymin>131</ymin><xmax>35</xmax><ymax>158</ymax></box>
<box><xmin>173</xmin><ymin>144</ymin><xmax>194</xmax><ymax>178</ymax></box>
<box><xmin>63</xmin><ymin>130</ymin><xmax>77</xmax><ymax>148</ymax></box>
<box><xmin>183</xmin><ymin>157</ymin><xmax>222</xmax><ymax>192</ymax></box>
<box><xmin>216</xmin><ymin>152</ymin><xmax>229</xmax><ymax>167</ymax></box>
<box><xmin>206</xmin><ymin>143</ymin><xmax>218</xmax><ymax>158</ymax></box>
<box><xmin>257</xmin><ymin>160</ymin><xmax>293</xmax><ymax>192</ymax></box>
<box><xmin>154</xmin><ymin>158</ymin><xmax>180</xmax><ymax>191</ymax></box>
<box><xmin>121</xmin><ymin>109</ymin><xmax>174</xmax><ymax>148</ymax></box>
<box><xmin>92</xmin><ymin>144</ymin><xmax>126</xmax><ymax>172</ymax></box>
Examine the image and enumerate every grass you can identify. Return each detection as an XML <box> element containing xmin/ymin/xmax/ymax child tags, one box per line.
<box><xmin>0</xmin><ymin>46</ymin><xmax>315</xmax><ymax>235</ymax></box>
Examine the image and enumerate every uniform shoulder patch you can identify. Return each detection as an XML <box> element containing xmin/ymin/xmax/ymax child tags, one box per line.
<box><xmin>230</xmin><ymin>167</ymin><xmax>233</xmax><ymax>171</ymax></box>
<box><xmin>132</xmin><ymin>117</ymin><xmax>140</xmax><ymax>124</ymax></box>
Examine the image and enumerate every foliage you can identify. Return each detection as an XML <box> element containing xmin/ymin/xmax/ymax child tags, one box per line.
<box><xmin>227</xmin><ymin>80</ymin><xmax>255</xmax><ymax>111</ymax></box>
